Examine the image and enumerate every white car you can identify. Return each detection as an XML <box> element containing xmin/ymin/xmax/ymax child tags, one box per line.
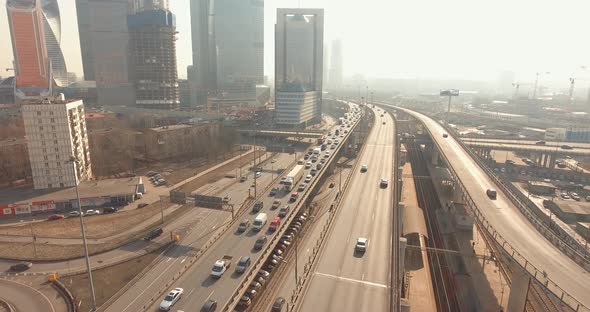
<box><xmin>85</xmin><ymin>209</ymin><xmax>100</xmax><ymax>216</ymax></box>
<box><xmin>360</xmin><ymin>164</ymin><xmax>368</xmax><ymax>172</ymax></box>
<box><xmin>159</xmin><ymin>288</ymin><xmax>183</xmax><ymax>311</ymax></box>
<box><xmin>304</xmin><ymin>174</ymin><xmax>313</xmax><ymax>183</ymax></box>
<box><xmin>305</xmin><ymin>161</ymin><xmax>312</xmax><ymax>169</ymax></box>
<box><xmin>68</xmin><ymin>211</ymin><xmax>83</xmax><ymax>217</ymax></box>
<box><xmin>355</xmin><ymin>237</ymin><xmax>368</xmax><ymax>253</ymax></box>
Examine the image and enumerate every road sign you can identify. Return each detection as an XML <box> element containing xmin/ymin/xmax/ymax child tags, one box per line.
<box><xmin>193</xmin><ymin>194</ymin><xmax>223</xmax><ymax>208</ymax></box>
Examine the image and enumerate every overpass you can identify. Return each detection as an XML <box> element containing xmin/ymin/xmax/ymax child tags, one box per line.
<box><xmin>380</xmin><ymin>103</ymin><xmax>590</xmax><ymax>311</ymax></box>
<box><xmin>463</xmin><ymin>137</ymin><xmax>590</xmax><ymax>150</ymax></box>
<box><xmin>238</xmin><ymin>128</ymin><xmax>326</xmax><ymax>139</ymax></box>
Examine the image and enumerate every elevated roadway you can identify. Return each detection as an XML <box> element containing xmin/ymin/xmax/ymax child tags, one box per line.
<box><xmin>296</xmin><ymin>107</ymin><xmax>395</xmax><ymax>311</ymax></box>
<box><xmin>237</xmin><ymin>129</ymin><xmax>325</xmax><ymax>139</ymax></box>
<box><xmin>462</xmin><ymin>141</ymin><xmax>590</xmax><ymax>157</ymax></box>
<box><xmin>387</xmin><ymin>105</ymin><xmax>590</xmax><ymax>309</ymax></box>
<box><xmin>463</xmin><ymin>138</ymin><xmax>590</xmax><ymax>150</ymax></box>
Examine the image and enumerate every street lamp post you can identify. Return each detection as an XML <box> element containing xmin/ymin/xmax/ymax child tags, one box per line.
<box><xmin>69</xmin><ymin>156</ymin><xmax>97</xmax><ymax>311</ymax></box>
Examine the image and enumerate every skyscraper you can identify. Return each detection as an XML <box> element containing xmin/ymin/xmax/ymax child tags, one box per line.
<box><xmin>190</xmin><ymin>0</ymin><xmax>216</xmax><ymax>108</ymax></box>
<box><xmin>75</xmin><ymin>0</ymin><xmax>135</xmax><ymax>106</ymax></box>
<box><xmin>6</xmin><ymin>0</ymin><xmax>52</xmax><ymax>101</ymax></box>
<box><xmin>40</xmin><ymin>0</ymin><xmax>68</xmax><ymax>87</ymax></box>
<box><xmin>275</xmin><ymin>8</ymin><xmax>324</xmax><ymax>127</ymax></box>
<box><xmin>128</xmin><ymin>1</ymin><xmax>179</xmax><ymax>109</ymax></box>
<box><xmin>190</xmin><ymin>0</ymin><xmax>264</xmax><ymax>109</ymax></box>
<box><xmin>329</xmin><ymin>39</ymin><xmax>343</xmax><ymax>89</ymax></box>
<box><xmin>8</xmin><ymin>0</ymin><xmax>93</xmax><ymax>189</ymax></box>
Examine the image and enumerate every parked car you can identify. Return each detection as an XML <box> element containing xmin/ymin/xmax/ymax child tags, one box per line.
<box><xmin>103</xmin><ymin>206</ymin><xmax>118</xmax><ymax>214</ymax></box>
<box><xmin>9</xmin><ymin>261</ymin><xmax>32</xmax><ymax>272</ymax></box>
<box><xmin>159</xmin><ymin>288</ymin><xmax>183</xmax><ymax>311</ymax></box>
<box><xmin>68</xmin><ymin>210</ymin><xmax>83</xmax><ymax>217</ymax></box>
<box><xmin>240</xmin><ymin>176</ymin><xmax>247</xmax><ymax>182</ymax></box>
<box><xmin>85</xmin><ymin>209</ymin><xmax>100</xmax><ymax>216</ymax></box>
<box><xmin>137</xmin><ymin>203</ymin><xmax>149</xmax><ymax>209</ymax></box>
<box><xmin>47</xmin><ymin>214</ymin><xmax>65</xmax><ymax>221</ymax></box>
<box><xmin>144</xmin><ymin>227</ymin><xmax>163</xmax><ymax>241</ymax></box>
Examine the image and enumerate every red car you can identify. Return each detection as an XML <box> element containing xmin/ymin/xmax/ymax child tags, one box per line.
<box><xmin>269</xmin><ymin>217</ymin><xmax>281</xmax><ymax>231</ymax></box>
<box><xmin>47</xmin><ymin>214</ymin><xmax>65</xmax><ymax>221</ymax></box>
<box><xmin>290</xmin><ymin>192</ymin><xmax>298</xmax><ymax>202</ymax></box>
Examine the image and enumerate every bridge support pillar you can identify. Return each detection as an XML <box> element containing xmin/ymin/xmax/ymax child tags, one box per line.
<box><xmin>431</xmin><ymin>149</ymin><xmax>439</xmax><ymax>166</ymax></box>
<box><xmin>542</xmin><ymin>153</ymin><xmax>549</xmax><ymax>168</ymax></box>
<box><xmin>548</xmin><ymin>154</ymin><xmax>556</xmax><ymax>169</ymax></box>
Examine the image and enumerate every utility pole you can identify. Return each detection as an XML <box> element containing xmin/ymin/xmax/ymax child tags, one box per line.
<box><xmin>30</xmin><ymin>220</ymin><xmax>37</xmax><ymax>259</ymax></box>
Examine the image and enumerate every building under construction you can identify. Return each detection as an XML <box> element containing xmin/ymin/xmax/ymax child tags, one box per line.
<box><xmin>128</xmin><ymin>8</ymin><xmax>179</xmax><ymax>110</ymax></box>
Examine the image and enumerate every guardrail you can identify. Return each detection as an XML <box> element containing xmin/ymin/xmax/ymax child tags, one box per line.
<box><xmin>52</xmin><ymin>279</ymin><xmax>77</xmax><ymax>312</ymax></box>
<box><xmin>383</xmin><ymin>103</ymin><xmax>590</xmax><ymax>312</ymax></box>
<box><xmin>223</xmin><ymin>108</ymin><xmax>364</xmax><ymax>311</ymax></box>
<box><xmin>0</xmin><ymin>298</ymin><xmax>14</xmax><ymax>312</ymax></box>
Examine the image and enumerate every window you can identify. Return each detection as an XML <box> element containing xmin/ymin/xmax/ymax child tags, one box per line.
<box><xmin>50</xmin><ymin>118</ymin><xmax>55</xmax><ymax>123</ymax></box>
<box><xmin>54</xmin><ymin>140</ymin><xmax>58</xmax><ymax>144</ymax></box>
<box><xmin>39</xmin><ymin>126</ymin><xmax>43</xmax><ymax>131</ymax></box>
<box><xmin>45</xmin><ymin>162</ymin><xmax>49</xmax><ymax>168</ymax></box>
<box><xmin>59</xmin><ymin>183</ymin><xmax>64</xmax><ymax>187</ymax></box>
<box><xmin>38</xmin><ymin>119</ymin><xmax>42</xmax><ymax>124</ymax></box>
<box><xmin>51</xmin><ymin>125</ymin><xmax>55</xmax><ymax>130</ymax></box>
<box><xmin>56</xmin><ymin>161</ymin><xmax>60</xmax><ymax>166</ymax></box>
<box><xmin>44</xmin><ymin>156</ymin><xmax>48</xmax><ymax>161</ymax></box>
<box><xmin>54</xmin><ymin>147</ymin><xmax>59</xmax><ymax>152</ymax></box>
<box><xmin>48</xmin><ymin>183</ymin><xmax>52</xmax><ymax>188</ymax></box>
<box><xmin>37</xmin><ymin>111</ymin><xmax>41</xmax><ymax>116</ymax></box>
<box><xmin>50</xmin><ymin>111</ymin><xmax>54</xmax><ymax>116</ymax></box>
<box><xmin>46</xmin><ymin>170</ymin><xmax>50</xmax><ymax>175</ymax></box>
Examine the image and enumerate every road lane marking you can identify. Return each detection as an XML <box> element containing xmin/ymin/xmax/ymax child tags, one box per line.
<box><xmin>205</xmin><ymin>290</ymin><xmax>215</xmax><ymax>302</ymax></box>
<box><xmin>188</xmin><ymin>288</ymin><xmax>195</xmax><ymax>297</ymax></box>
<box><xmin>315</xmin><ymin>272</ymin><xmax>387</xmax><ymax>289</ymax></box>
<box><xmin>180</xmin><ymin>259</ymin><xmax>186</xmax><ymax>264</ymax></box>
<box><xmin>120</xmin><ymin>255</ymin><xmax>187</xmax><ymax>312</ymax></box>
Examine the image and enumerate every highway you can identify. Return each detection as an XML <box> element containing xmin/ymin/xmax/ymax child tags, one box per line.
<box><xmin>111</xmin><ymin>105</ymin><xmax>361</xmax><ymax>312</ymax></box>
<box><xmin>393</xmin><ymin>106</ymin><xmax>590</xmax><ymax>308</ymax></box>
<box><xmin>462</xmin><ymin>138</ymin><xmax>590</xmax><ymax>150</ymax></box>
<box><xmin>296</xmin><ymin>106</ymin><xmax>394</xmax><ymax>312</ymax></box>
<box><xmin>461</xmin><ymin>141</ymin><xmax>590</xmax><ymax>156</ymax></box>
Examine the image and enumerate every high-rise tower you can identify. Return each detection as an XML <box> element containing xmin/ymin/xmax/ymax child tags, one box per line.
<box><xmin>275</xmin><ymin>8</ymin><xmax>324</xmax><ymax>127</ymax></box>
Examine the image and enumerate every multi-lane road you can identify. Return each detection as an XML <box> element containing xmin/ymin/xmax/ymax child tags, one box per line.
<box><xmin>296</xmin><ymin>106</ymin><xmax>395</xmax><ymax>311</ymax></box>
<box><xmin>394</xmin><ymin>106</ymin><xmax>590</xmax><ymax>308</ymax></box>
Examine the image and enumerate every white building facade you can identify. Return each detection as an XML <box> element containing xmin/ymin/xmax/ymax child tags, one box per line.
<box><xmin>275</xmin><ymin>8</ymin><xmax>324</xmax><ymax>127</ymax></box>
<box><xmin>22</xmin><ymin>99</ymin><xmax>92</xmax><ymax>189</ymax></box>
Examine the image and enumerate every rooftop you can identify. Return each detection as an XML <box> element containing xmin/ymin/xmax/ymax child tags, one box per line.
<box><xmin>0</xmin><ymin>177</ymin><xmax>141</xmax><ymax>205</ymax></box>
<box><xmin>0</xmin><ymin>137</ymin><xmax>26</xmax><ymax>147</ymax></box>
<box><xmin>148</xmin><ymin>124</ymin><xmax>193</xmax><ymax>132</ymax></box>
<box><xmin>554</xmin><ymin>200</ymin><xmax>590</xmax><ymax>216</ymax></box>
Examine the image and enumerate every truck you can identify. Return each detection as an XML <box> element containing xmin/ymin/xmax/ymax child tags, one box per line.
<box><xmin>211</xmin><ymin>255</ymin><xmax>233</xmax><ymax>278</ymax></box>
<box><xmin>283</xmin><ymin>164</ymin><xmax>305</xmax><ymax>191</ymax></box>
<box><xmin>253</xmin><ymin>213</ymin><xmax>268</xmax><ymax>231</ymax></box>
<box><xmin>313</xmin><ymin>148</ymin><xmax>321</xmax><ymax>155</ymax></box>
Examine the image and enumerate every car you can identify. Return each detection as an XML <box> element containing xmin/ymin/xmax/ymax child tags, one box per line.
<box><xmin>442</xmin><ymin>133</ymin><xmax>448</xmax><ymax>138</ymax></box>
<box><xmin>329</xmin><ymin>182</ymin><xmax>335</xmax><ymax>188</ymax></box>
<box><xmin>289</xmin><ymin>192</ymin><xmax>298</xmax><ymax>202</ymax></box>
<box><xmin>48</xmin><ymin>214</ymin><xmax>65</xmax><ymax>221</ymax></box>
<box><xmin>279</xmin><ymin>206</ymin><xmax>290</xmax><ymax>218</ymax></box>
<box><xmin>572</xmin><ymin>193</ymin><xmax>581</xmax><ymax>201</ymax></box>
<box><xmin>298</xmin><ymin>183</ymin><xmax>307</xmax><ymax>192</ymax></box>
<box><xmin>380</xmin><ymin>179</ymin><xmax>388</xmax><ymax>188</ymax></box>
<box><xmin>360</xmin><ymin>164</ymin><xmax>368</xmax><ymax>172</ymax></box>
<box><xmin>303</xmin><ymin>154</ymin><xmax>310</xmax><ymax>160</ymax></box>
<box><xmin>486</xmin><ymin>188</ymin><xmax>497</xmax><ymax>199</ymax></box>
<box><xmin>9</xmin><ymin>261</ymin><xmax>32</xmax><ymax>272</ymax></box>
<box><xmin>85</xmin><ymin>209</ymin><xmax>100</xmax><ymax>216</ymax></box>
<box><xmin>257</xmin><ymin>269</ymin><xmax>270</xmax><ymax>279</ymax></box>
<box><xmin>238</xmin><ymin>296</ymin><xmax>252</xmax><ymax>309</ymax></box>
<box><xmin>211</xmin><ymin>256</ymin><xmax>233</xmax><ymax>278</ymax></box>
<box><xmin>147</xmin><ymin>171</ymin><xmax>158</xmax><ymax>177</ymax></box>
<box><xmin>240</xmin><ymin>176</ymin><xmax>247</xmax><ymax>182</ymax></box>
<box><xmin>201</xmin><ymin>299</ymin><xmax>217</xmax><ymax>312</ymax></box>
<box><xmin>535</xmin><ymin>140</ymin><xmax>546</xmax><ymax>145</ymax></box>
<box><xmin>235</xmin><ymin>256</ymin><xmax>251</xmax><ymax>274</ymax></box>
<box><xmin>159</xmin><ymin>288</ymin><xmax>183</xmax><ymax>311</ymax></box>
<box><xmin>331</xmin><ymin>144</ymin><xmax>336</xmax><ymax>149</ymax></box>
<box><xmin>254</xmin><ymin>236</ymin><xmax>268</xmax><ymax>250</ymax></box>
<box><xmin>316</xmin><ymin>163</ymin><xmax>323</xmax><ymax>170</ymax></box>
<box><xmin>355</xmin><ymin>237</ymin><xmax>368</xmax><ymax>253</ymax></box>
<box><xmin>310</xmin><ymin>168</ymin><xmax>318</xmax><ymax>176</ymax></box>
<box><xmin>305</xmin><ymin>161</ymin><xmax>312</xmax><ymax>169</ymax></box>
<box><xmin>222</xmin><ymin>195</ymin><xmax>231</xmax><ymax>203</ymax></box>
<box><xmin>252</xmin><ymin>201</ymin><xmax>263</xmax><ymax>213</ymax></box>
<box><xmin>68</xmin><ymin>210</ymin><xmax>83</xmax><ymax>217</ymax></box>
<box><xmin>304</xmin><ymin>175</ymin><xmax>312</xmax><ymax>183</ymax></box>
<box><xmin>270</xmin><ymin>217</ymin><xmax>281</xmax><ymax>231</ymax></box>
<box><xmin>271</xmin><ymin>158</ymin><xmax>277</xmax><ymax>163</ymax></box>
<box><xmin>561</xmin><ymin>193</ymin><xmax>571</xmax><ymax>199</ymax></box>
<box><xmin>144</xmin><ymin>227</ymin><xmax>163</xmax><ymax>241</ymax></box>
<box><xmin>103</xmin><ymin>206</ymin><xmax>118</xmax><ymax>214</ymax></box>
<box><xmin>505</xmin><ymin>160</ymin><xmax>516</xmax><ymax>165</ymax></box>
<box><xmin>382</xmin><ymin>121</ymin><xmax>386</xmax><ymax>125</ymax></box>
<box><xmin>271</xmin><ymin>200</ymin><xmax>281</xmax><ymax>210</ymax></box>
<box><xmin>270</xmin><ymin>187</ymin><xmax>279</xmax><ymax>196</ymax></box>
<box><xmin>137</xmin><ymin>203</ymin><xmax>149</xmax><ymax>209</ymax></box>
<box><xmin>311</xmin><ymin>157</ymin><xmax>318</xmax><ymax>163</ymax></box>
<box><xmin>561</xmin><ymin>144</ymin><xmax>574</xmax><ymax>150</ymax></box>
<box><xmin>255</xmin><ymin>172</ymin><xmax>262</xmax><ymax>178</ymax></box>
<box><xmin>238</xmin><ymin>219</ymin><xmax>250</xmax><ymax>232</ymax></box>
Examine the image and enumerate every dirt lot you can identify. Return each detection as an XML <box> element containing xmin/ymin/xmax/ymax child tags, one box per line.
<box><xmin>177</xmin><ymin>150</ymin><xmax>256</xmax><ymax>194</ymax></box>
<box><xmin>0</xmin><ymin>205</ymin><xmax>189</xmax><ymax>260</ymax></box>
<box><xmin>0</xmin><ymin>201</ymin><xmax>173</xmax><ymax>239</ymax></box>
<box><xmin>65</xmin><ymin>249</ymin><xmax>160</xmax><ymax>312</ymax></box>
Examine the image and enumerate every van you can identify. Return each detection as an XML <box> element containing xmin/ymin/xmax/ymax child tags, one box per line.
<box><xmin>253</xmin><ymin>213</ymin><xmax>268</xmax><ymax>231</ymax></box>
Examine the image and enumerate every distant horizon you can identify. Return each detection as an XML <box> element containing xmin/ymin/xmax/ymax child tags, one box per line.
<box><xmin>1</xmin><ymin>0</ymin><xmax>589</xmax><ymax>90</ymax></box>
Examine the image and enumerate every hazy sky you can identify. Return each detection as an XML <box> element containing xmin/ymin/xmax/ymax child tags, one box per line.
<box><xmin>1</xmin><ymin>0</ymin><xmax>590</xmax><ymax>86</ymax></box>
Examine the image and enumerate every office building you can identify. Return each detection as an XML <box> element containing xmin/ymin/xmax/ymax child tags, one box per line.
<box><xmin>40</xmin><ymin>0</ymin><xmax>68</xmax><ymax>87</ymax></box>
<box><xmin>190</xmin><ymin>0</ymin><xmax>216</xmax><ymax>107</ymax></box>
<box><xmin>190</xmin><ymin>0</ymin><xmax>264</xmax><ymax>109</ymax></box>
<box><xmin>128</xmin><ymin>7</ymin><xmax>179</xmax><ymax>109</ymax></box>
<box><xmin>329</xmin><ymin>39</ymin><xmax>343</xmax><ymax>89</ymax></box>
<box><xmin>75</xmin><ymin>0</ymin><xmax>135</xmax><ymax>106</ymax></box>
<box><xmin>275</xmin><ymin>8</ymin><xmax>324</xmax><ymax>127</ymax></box>
<box><xmin>6</xmin><ymin>0</ymin><xmax>52</xmax><ymax>101</ymax></box>
<box><xmin>21</xmin><ymin>97</ymin><xmax>93</xmax><ymax>189</ymax></box>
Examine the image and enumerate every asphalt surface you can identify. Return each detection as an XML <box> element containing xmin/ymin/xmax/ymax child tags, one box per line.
<box><xmin>462</xmin><ymin>138</ymin><xmax>590</xmax><ymax>150</ymax></box>
<box><xmin>297</xmin><ymin>106</ymin><xmax>394</xmax><ymax>312</ymax></box>
<box><xmin>396</xmin><ymin>106</ymin><xmax>590</xmax><ymax>308</ymax></box>
<box><xmin>103</xmin><ymin>152</ymin><xmax>298</xmax><ymax>312</ymax></box>
<box><xmin>139</xmin><ymin>109</ymin><xmax>359</xmax><ymax>312</ymax></box>
<box><xmin>0</xmin><ymin>278</ymin><xmax>56</xmax><ymax>312</ymax></box>
<box><xmin>462</xmin><ymin>141</ymin><xmax>590</xmax><ymax>156</ymax></box>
